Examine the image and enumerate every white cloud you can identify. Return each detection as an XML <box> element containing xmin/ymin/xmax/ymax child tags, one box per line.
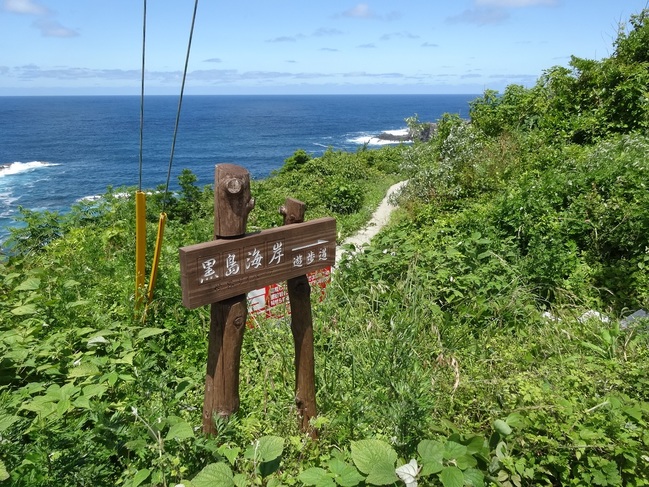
<box><xmin>34</xmin><ymin>19</ymin><xmax>78</xmax><ymax>38</ymax></box>
<box><xmin>336</xmin><ymin>4</ymin><xmax>402</xmax><ymax>21</ymax></box>
<box><xmin>4</xmin><ymin>0</ymin><xmax>78</xmax><ymax>37</ymax></box>
<box><xmin>267</xmin><ymin>36</ymin><xmax>298</xmax><ymax>43</ymax></box>
<box><xmin>313</xmin><ymin>27</ymin><xmax>344</xmax><ymax>37</ymax></box>
<box><xmin>475</xmin><ymin>0</ymin><xmax>558</xmax><ymax>6</ymax></box>
<box><xmin>380</xmin><ymin>31</ymin><xmax>420</xmax><ymax>41</ymax></box>
<box><xmin>447</xmin><ymin>8</ymin><xmax>509</xmax><ymax>25</ymax></box>
<box><xmin>2</xmin><ymin>0</ymin><xmax>49</xmax><ymax>15</ymax></box>
<box><xmin>342</xmin><ymin>4</ymin><xmax>376</xmax><ymax>19</ymax></box>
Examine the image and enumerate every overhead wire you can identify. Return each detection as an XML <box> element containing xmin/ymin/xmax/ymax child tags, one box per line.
<box><xmin>147</xmin><ymin>0</ymin><xmax>200</xmax><ymax>303</ymax></box>
<box><xmin>135</xmin><ymin>0</ymin><xmax>148</xmax><ymax>308</ymax></box>
<box><xmin>162</xmin><ymin>0</ymin><xmax>200</xmax><ymax>213</ymax></box>
<box><xmin>138</xmin><ymin>0</ymin><xmax>146</xmax><ymax>192</ymax></box>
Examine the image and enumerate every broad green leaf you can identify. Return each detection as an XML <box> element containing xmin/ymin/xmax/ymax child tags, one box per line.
<box><xmin>124</xmin><ymin>439</ymin><xmax>147</xmax><ymax>451</ymax></box>
<box><xmin>464</xmin><ymin>435</ymin><xmax>488</xmax><ymax>456</ymax></box>
<box><xmin>73</xmin><ymin>396</ymin><xmax>91</xmax><ymax>409</ymax></box>
<box><xmin>439</xmin><ymin>466</ymin><xmax>464</xmax><ymax>487</ymax></box>
<box><xmin>351</xmin><ymin>439</ymin><xmax>396</xmax><ymax>474</ymax></box>
<box><xmin>578</xmin><ymin>428</ymin><xmax>602</xmax><ymax>441</ymax></box>
<box><xmin>15</xmin><ymin>277</ymin><xmax>40</xmax><ymax>291</ymax></box>
<box><xmin>21</xmin><ymin>398</ymin><xmax>57</xmax><ymax>417</ymax></box>
<box><xmin>0</xmin><ymin>415</ymin><xmax>20</xmax><ymax>433</ymax></box>
<box><xmin>56</xmin><ymin>397</ymin><xmax>71</xmax><ymax>416</ymax></box>
<box><xmin>259</xmin><ymin>457</ymin><xmax>282</xmax><ymax>478</ymax></box>
<box><xmin>495</xmin><ymin>441</ymin><xmax>508</xmax><ymax>460</ymax></box>
<box><xmin>138</xmin><ymin>327</ymin><xmax>168</xmax><ymax>339</ymax></box>
<box><xmin>256</xmin><ymin>435</ymin><xmax>284</xmax><ymax>462</ymax></box>
<box><xmin>4</xmin><ymin>272</ymin><xmax>20</xmax><ymax>285</ymax></box>
<box><xmin>132</xmin><ymin>468</ymin><xmax>151</xmax><ymax>487</ymax></box>
<box><xmin>0</xmin><ymin>460</ymin><xmax>8</xmax><ymax>481</ymax></box>
<box><xmin>75</xmin><ymin>327</ymin><xmax>97</xmax><ymax>337</ymax></box>
<box><xmin>82</xmin><ymin>384</ymin><xmax>107</xmax><ymax>398</ymax></box>
<box><xmin>463</xmin><ymin>468</ymin><xmax>485</xmax><ymax>487</ymax></box>
<box><xmin>622</xmin><ymin>405</ymin><xmax>643</xmax><ymax>422</ymax></box>
<box><xmin>68</xmin><ymin>362</ymin><xmax>100</xmax><ymax>378</ymax></box>
<box><xmin>365</xmin><ymin>462</ymin><xmax>398</xmax><ymax>485</ymax></box>
<box><xmin>192</xmin><ymin>462</ymin><xmax>234</xmax><ymax>487</ymax></box>
<box><xmin>175</xmin><ymin>380</ymin><xmax>193</xmax><ymax>399</ymax></box>
<box><xmin>114</xmin><ymin>351</ymin><xmax>136</xmax><ymax>365</ymax></box>
<box><xmin>418</xmin><ymin>439</ymin><xmax>444</xmax><ymax>475</ymax></box>
<box><xmin>327</xmin><ymin>457</ymin><xmax>365</xmax><ymax>487</ymax></box>
<box><xmin>350</xmin><ymin>439</ymin><xmax>397</xmax><ymax>485</ymax></box>
<box><xmin>67</xmin><ymin>300</ymin><xmax>91</xmax><ymax>308</ymax></box>
<box><xmin>299</xmin><ymin>467</ymin><xmax>336</xmax><ymax>487</ymax></box>
<box><xmin>494</xmin><ymin>419</ymin><xmax>512</xmax><ymax>436</ymax></box>
<box><xmin>87</xmin><ymin>336</ymin><xmax>110</xmax><ymax>347</ymax></box>
<box><xmin>11</xmin><ymin>304</ymin><xmax>38</xmax><ymax>316</ymax></box>
<box><xmin>105</xmin><ymin>371</ymin><xmax>119</xmax><ymax>387</ymax></box>
<box><xmin>455</xmin><ymin>454</ymin><xmax>477</xmax><ymax>470</ymax></box>
<box><xmin>233</xmin><ymin>473</ymin><xmax>248</xmax><ymax>487</ymax></box>
<box><xmin>166</xmin><ymin>421</ymin><xmax>195</xmax><ymax>441</ymax></box>
<box><xmin>443</xmin><ymin>441</ymin><xmax>467</xmax><ymax>460</ymax></box>
<box><xmin>223</xmin><ymin>446</ymin><xmax>241</xmax><ymax>466</ymax></box>
<box><xmin>418</xmin><ymin>439</ymin><xmax>444</xmax><ymax>461</ymax></box>
<box><xmin>505</xmin><ymin>413</ymin><xmax>526</xmax><ymax>429</ymax></box>
<box><xmin>580</xmin><ymin>340</ymin><xmax>606</xmax><ymax>356</ymax></box>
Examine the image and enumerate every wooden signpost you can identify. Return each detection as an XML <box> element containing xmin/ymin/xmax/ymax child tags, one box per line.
<box><xmin>179</xmin><ymin>164</ymin><xmax>335</xmax><ymax>436</ymax></box>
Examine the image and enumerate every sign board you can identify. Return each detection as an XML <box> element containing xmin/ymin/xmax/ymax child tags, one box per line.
<box><xmin>179</xmin><ymin>217</ymin><xmax>336</xmax><ymax>309</ymax></box>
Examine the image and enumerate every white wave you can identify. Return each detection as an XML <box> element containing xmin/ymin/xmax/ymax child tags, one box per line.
<box><xmin>383</xmin><ymin>128</ymin><xmax>409</xmax><ymax>137</ymax></box>
<box><xmin>0</xmin><ymin>161</ymin><xmax>61</xmax><ymax>178</ymax></box>
<box><xmin>77</xmin><ymin>191</ymin><xmax>137</xmax><ymax>203</ymax></box>
<box><xmin>0</xmin><ymin>191</ymin><xmax>20</xmax><ymax>215</ymax></box>
<box><xmin>347</xmin><ymin>128</ymin><xmax>411</xmax><ymax>146</ymax></box>
<box><xmin>77</xmin><ymin>195</ymin><xmax>102</xmax><ymax>202</ymax></box>
<box><xmin>348</xmin><ymin>136</ymin><xmax>409</xmax><ymax>146</ymax></box>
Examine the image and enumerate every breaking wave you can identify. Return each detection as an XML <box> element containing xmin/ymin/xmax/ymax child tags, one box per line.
<box><xmin>0</xmin><ymin>161</ymin><xmax>61</xmax><ymax>178</ymax></box>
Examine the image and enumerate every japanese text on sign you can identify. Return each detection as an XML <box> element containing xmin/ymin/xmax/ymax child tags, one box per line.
<box><xmin>179</xmin><ymin>217</ymin><xmax>336</xmax><ymax>309</ymax></box>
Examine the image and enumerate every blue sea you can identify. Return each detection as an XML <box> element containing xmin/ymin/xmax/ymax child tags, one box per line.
<box><xmin>0</xmin><ymin>94</ymin><xmax>476</xmax><ymax>241</ymax></box>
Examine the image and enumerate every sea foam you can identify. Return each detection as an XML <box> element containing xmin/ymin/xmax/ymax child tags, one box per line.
<box><xmin>0</xmin><ymin>161</ymin><xmax>60</xmax><ymax>178</ymax></box>
<box><xmin>347</xmin><ymin>128</ymin><xmax>411</xmax><ymax>146</ymax></box>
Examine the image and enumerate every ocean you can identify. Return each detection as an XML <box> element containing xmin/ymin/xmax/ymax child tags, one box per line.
<box><xmin>0</xmin><ymin>94</ymin><xmax>476</xmax><ymax>241</ymax></box>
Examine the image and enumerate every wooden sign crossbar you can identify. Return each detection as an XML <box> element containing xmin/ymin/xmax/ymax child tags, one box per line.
<box><xmin>179</xmin><ymin>217</ymin><xmax>336</xmax><ymax>309</ymax></box>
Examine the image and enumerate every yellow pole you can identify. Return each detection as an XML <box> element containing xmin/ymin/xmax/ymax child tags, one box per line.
<box><xmin>147</xmin><ymin>212</ymin><xmax>167</xmax><ymax>302</ymax></box>
<box><xmin>135</xmin><ymin>190</ymin><xmax>147</xmax><ymax>306</ymax></box>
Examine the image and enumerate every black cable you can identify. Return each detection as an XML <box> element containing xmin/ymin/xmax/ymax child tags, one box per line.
<box><xmin>162</xmin><ymin>0</ymin><xmax>199</xmax><ymax>213</ymax></box>
<box><xmin>138</xmin><ymin>0</ymin><xmax>147</xmax><ymax>192</ymax></box>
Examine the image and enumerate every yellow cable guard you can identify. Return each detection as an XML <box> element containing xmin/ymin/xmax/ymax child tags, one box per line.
<box><xmin>147</xmin><ymin>212</ymin><xmax>167</xmax><ymax>302</ymax></box>
<box><xmin>135</xmin><ymin>190</ymin><xmax>147</xmax><ymax>306</ymax></box>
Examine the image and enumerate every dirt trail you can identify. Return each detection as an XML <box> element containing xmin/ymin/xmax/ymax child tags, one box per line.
<box><xmin>335</xmin><ymin>180</ymin><xmax>407</xmax><ymax>263</ymax></box>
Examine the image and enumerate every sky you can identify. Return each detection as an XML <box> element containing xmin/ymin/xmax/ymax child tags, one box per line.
<box><xmin>1</xmin><ymin>0</ymin><xmax>647</xmax><ymax>96</ymax></box>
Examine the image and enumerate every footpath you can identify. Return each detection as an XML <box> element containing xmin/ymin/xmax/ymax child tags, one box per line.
<box><xmin>335</xmin><ymin>180</ymin><xmax>408</xmax><ymax>263</ymax></box>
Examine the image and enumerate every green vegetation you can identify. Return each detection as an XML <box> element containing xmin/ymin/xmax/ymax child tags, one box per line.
<box><xmin>1</xmin><ymin>10</ymin><xmax>648</xmax><ymax>487</ymax></box>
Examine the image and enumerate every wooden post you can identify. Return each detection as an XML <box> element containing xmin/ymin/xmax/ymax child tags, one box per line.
<box><xmin>280</xmin><ymin>197</ymin><xmax>318</xmax><ymax>437</ymax></box>
<box><xmin>179</xmin><ymin>167</ymin><xmax>335</xmax><ymax>436</ymax></box>
<box><xmin>203</xmin><ymin>164</ymin><xmax>255</xmax><ymax>435</ymax></box>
